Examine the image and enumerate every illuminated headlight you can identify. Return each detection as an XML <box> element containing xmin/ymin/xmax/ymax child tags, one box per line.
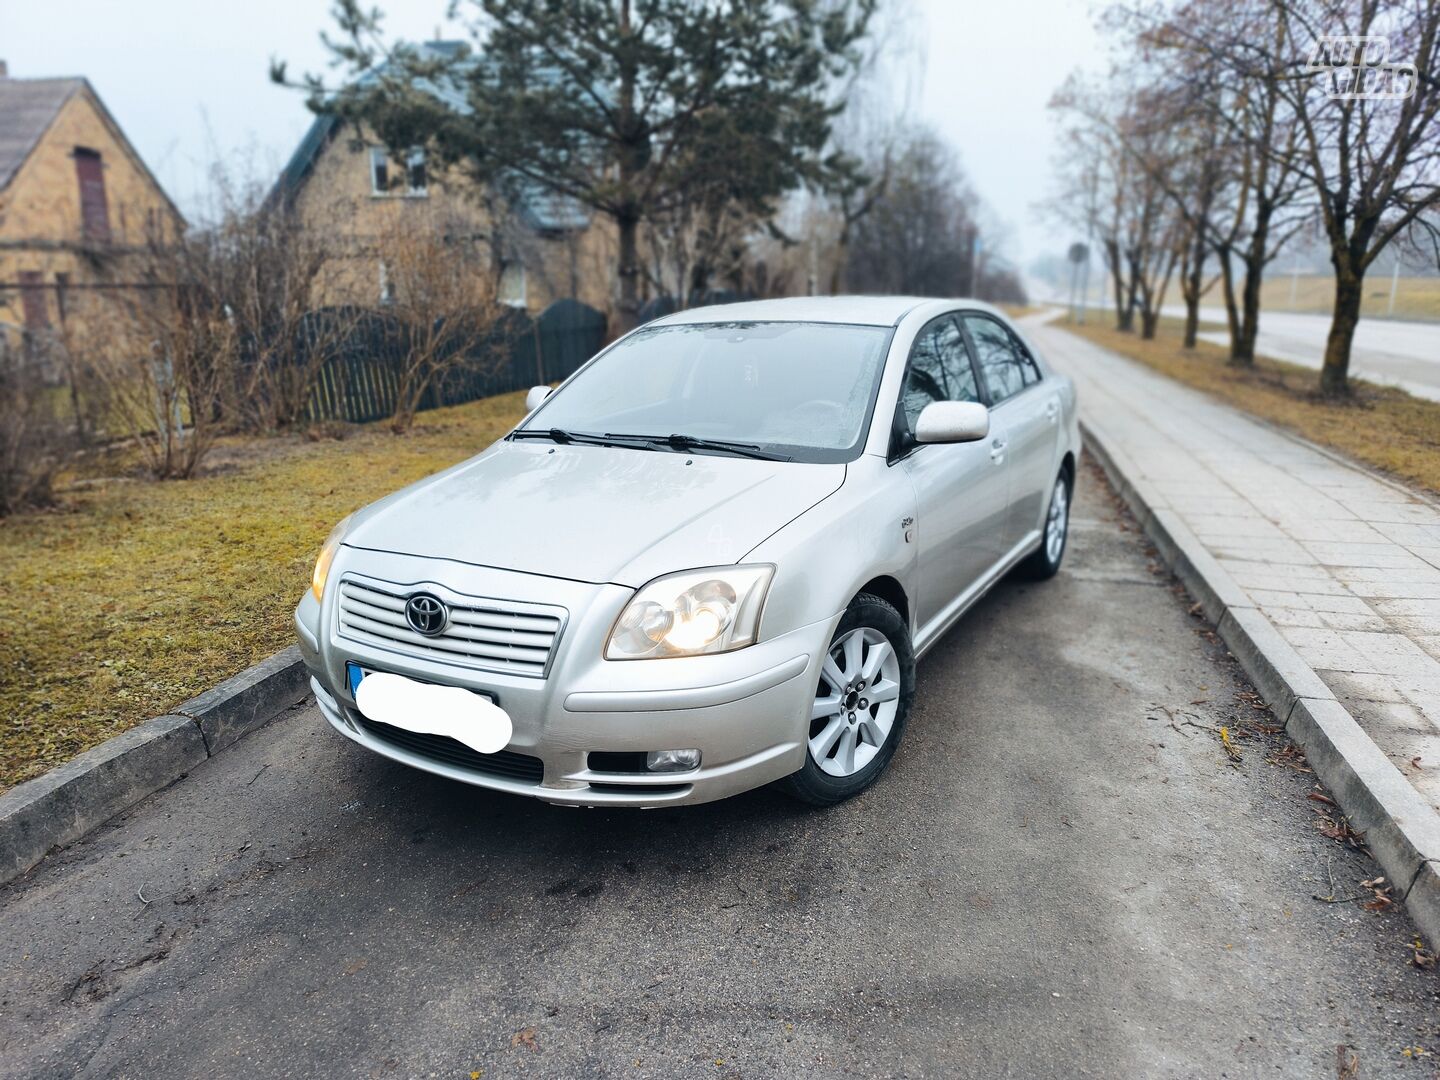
<box><xmin>311</xmin><ymin>514</ymin><xmax>353</xmax><ymax>601</ymax></box>
<box><xmin>605</xmin><ymin>565</ymin><xmax>774</xmax><ymax>660</ymax></box>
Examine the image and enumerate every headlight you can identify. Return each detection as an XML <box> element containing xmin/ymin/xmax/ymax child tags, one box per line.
<box><xmin>605</xmin><ymin>565</ymin><xmax>774</xmax><ymax>660</ymax></box>
<box><xmin>311</xmin><ymin>515</ymin><xmax>352</xmax><ymax>601</ymax></box>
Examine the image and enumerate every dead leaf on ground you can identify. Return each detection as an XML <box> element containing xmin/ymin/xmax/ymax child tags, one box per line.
<box><xmin>1335</xmin><ymin>1044</ymin><xmax>1359</xmax><ymax>1079</ymax></box>
<box><xmin>511</xmin><ymin>1027</ymin><xmax>539</xmax><ymax>1053</ymax></box>
<box><xmin>1266</xmin><ymin>744</ymin><xmax>1312</xmax><ymax>773</ymax></box>
<box><xmin>1409</xmin><ymin>937</ymin><xmax>1438</xmax><ymax>971</ymax></box>
<box><xmin>1312</xmin><ymin>808</ymin><xmax>1368</xmax><ymax>852</ymax></box>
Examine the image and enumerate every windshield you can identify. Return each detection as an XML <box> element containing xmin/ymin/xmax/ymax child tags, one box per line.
<box><xmin>519</xmin><ymin>321</ymin><xmax>893</xmax><ymax>463</ymax></box>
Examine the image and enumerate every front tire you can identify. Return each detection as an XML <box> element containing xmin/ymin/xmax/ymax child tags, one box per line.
<box><xmin>783</xmin><ymin>593</ymin><xmax>916</xmax><ymax>806</ymax></box>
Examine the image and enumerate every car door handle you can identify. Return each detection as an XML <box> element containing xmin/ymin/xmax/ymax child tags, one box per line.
<box><xmin>989</xmin><ymin>438</ymin><xmax>1007</xmax><ymax>464</ymax></box>
<box><xmin>1044</xmin><ymin>400</ymin><xmax>1059</xmax><ymax>423</ymax></box>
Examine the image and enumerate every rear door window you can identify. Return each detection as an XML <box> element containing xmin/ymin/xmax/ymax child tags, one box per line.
<box><xmin>963</xmin><ymin>315</ymin><xmax>1029</xmax><ymax>404</ymax></box>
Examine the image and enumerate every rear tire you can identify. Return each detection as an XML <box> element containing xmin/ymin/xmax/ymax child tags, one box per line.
<box><xmin>1015</xmin><ymin>468</ymin><xmax>1071</xmax><ymax>581</ymax></box>
<box><xmin>783</xmin><ymin>593</ymin><xmax>916</xmax><ymax>806</ymax></box>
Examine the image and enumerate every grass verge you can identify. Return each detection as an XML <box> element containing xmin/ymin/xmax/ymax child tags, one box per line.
<box><xmin>1059</xmin><ymin>317</ymin><xmax>1440</xmax><ymax>496</ymax></box>
<box><xmin>0</xmin><ymin>391</ymin><xmax>527</xmax><ymax>791</ymax></box>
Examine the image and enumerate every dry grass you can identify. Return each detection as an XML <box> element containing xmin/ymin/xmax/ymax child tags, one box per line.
<box><xmin>1259</xmin><ymin>275</ymin><xmax>1440</xmax><ymax>322</ymax></box>
<box><xmin>0</xmin><ymin>391</ymin><xmax>527</xmax><ymax>791</ymax></box>
<box><xmin>1061</xmin><ymin>318</ymin><xmax>1440</xmax><ymax>496</ymax></box>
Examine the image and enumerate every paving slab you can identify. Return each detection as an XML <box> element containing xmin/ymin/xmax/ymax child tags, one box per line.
<box><xmin>1032</xmin><ymin>319</ymin><xmax>1440</xmax><ymax>821</ymax></box>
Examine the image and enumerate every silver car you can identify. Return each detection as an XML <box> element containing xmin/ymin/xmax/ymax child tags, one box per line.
<box><xmin>295</xmin><ymin>296</ymin><xmax>1079</xmax><ymax>807</ymax></box>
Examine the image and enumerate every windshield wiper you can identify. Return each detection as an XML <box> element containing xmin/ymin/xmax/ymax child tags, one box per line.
<box><xmin>512</xmin><ymin>427</ymin><xmax>789</xmax><ymax>461</ymax></box>
<box><xmin>510</xmin><ymin>427</ymin><xmax>575</xmax><ymax>444</ymax></box>
<box><xmin>643</xmin><ymin>433</ymin><xmax>792</xmax><ymax>462</ymax></box>
<box><xmin>511</xmin><ymin>427</ymin><xmax>661</xmax><ymax>451</ymax></box>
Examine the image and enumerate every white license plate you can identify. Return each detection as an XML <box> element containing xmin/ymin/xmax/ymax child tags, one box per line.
<box><xmin>348</xmin><ymin>664</ymin><xmax>512</xmax><ymax>755</ymax></box>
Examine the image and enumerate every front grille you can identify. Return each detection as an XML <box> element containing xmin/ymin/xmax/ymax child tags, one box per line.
<box><xmin>337</xmin><ymin>577</ymin><xmax>564</xmax><ymax>679</ymax></box>
<box><xmin>353</xmin><ymin>714</ymin><xmax>545</xmax><ymax>783</ymax></box>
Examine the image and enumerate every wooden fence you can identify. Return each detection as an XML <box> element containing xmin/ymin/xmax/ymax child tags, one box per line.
<box><xmin>301</xmin><ymin>298</ymin><xmax>607</xmax><ymax>424</ymax></box>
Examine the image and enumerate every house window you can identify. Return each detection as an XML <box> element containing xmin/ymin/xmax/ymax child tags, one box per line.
<box><xmin>406</xmin><ymin>149</ymin><xmax>427</xmax><ymax>196</ymax></box>
<box><xmin>498</xmin><ymin>263</ymin><xmax>527</xmax><ymax>308</ymax></box>
<box><xmin>370</xmin><ymin>147</ymin><xmax>428</xmax><ymax>196</ymax></box>
<box><xmin>74</xmin><ymin>147</ymin><xmax>111</xmax><ymax>243</ymax></box>
<box><xmin>18</xmin><ymin>272</ymin><xmax>49</xmax><ymax>330</ymax></box>
<box><xmin>369</xmin><ymin>148</ymin><xmax>390</xmax><ymax>195</ymax></box>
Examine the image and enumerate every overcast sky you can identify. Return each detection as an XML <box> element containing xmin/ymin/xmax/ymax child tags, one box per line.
<box><xmin>0</xmin><ymin>0</ymin><xmax>1100</xmax><ymax>270</ymax></box>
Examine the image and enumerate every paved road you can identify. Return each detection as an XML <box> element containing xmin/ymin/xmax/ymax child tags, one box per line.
<box><xmin>1158</xmin><ymin>305</ymin><xmax>1440</xmax><ymax>401</ymax></box>
<box><xmin>2</xmin><ymin>468</ymin><xmax>1437</xmax><ymax>1079</ymax></box>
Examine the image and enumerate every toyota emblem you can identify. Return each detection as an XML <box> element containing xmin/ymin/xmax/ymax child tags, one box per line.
<box><xmin>404</xmin><ymin>593</ymin><xmax>448</xmax><ymax>636</ymax></box>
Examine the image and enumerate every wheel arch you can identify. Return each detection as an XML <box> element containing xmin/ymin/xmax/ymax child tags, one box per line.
<box><xmin>855</xmin><ymin>575</ymin><xmax>910</xmax><ymax>633</ymax></box>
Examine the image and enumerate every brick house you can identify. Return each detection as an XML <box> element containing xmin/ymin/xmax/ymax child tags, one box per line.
<box><xmin>0</xmin><ymin>61</ymin><xmax>185</xmax><ymax>363</ymax></box>
<box><xmin>268</xmin><ymin>42</ymin><xmax>615</xmax><ymax>318</ymax></box>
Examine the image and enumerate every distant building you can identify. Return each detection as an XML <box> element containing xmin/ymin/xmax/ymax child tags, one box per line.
<box><xmin>0</xmin><ymin>61</ymin><xmax>185</xmax><ymax>364</ymax></box>
<box><xmin>268</xmin><ymin>41</ymin><xmax>614</xmax><ymax>317</ymax></box>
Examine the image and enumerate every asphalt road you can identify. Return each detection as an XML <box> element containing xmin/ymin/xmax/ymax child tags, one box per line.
<box><xmin>3</xmin><ymin>465</ymin><xmax>1437</xmax><ymax>1079</ymax></box>
<box><xmin>1158</xmin><ymin>305</ymin><xmax>1440</xmax><ymax>401</ymax></box>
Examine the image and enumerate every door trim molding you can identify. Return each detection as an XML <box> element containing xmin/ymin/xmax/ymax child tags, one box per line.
<box><xmin>914</xmin><ymin>529</ymin><xmax>1042</xmax><ymax>658</ymax></box>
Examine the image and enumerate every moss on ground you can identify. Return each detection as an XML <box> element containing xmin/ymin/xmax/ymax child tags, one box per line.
<box><xmin>1061</xmin><ymin>317</ymin><xmax>1440</xmax><ymax>497</ymax></box>
<box><xmin>0</xmin><ymin>391</ymin><xmax>526</xmax><ymax>791</ymax></box>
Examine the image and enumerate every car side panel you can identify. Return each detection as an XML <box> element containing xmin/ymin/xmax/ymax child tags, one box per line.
<box><xmin>745</xmin><ymin>454</ymin><xmax>920</xmax><ymax>644</ymax></box>
<box><xmin>900</xmin><ymin>427</ymin><xmax>1010</xmax><ymax>629</ymax></box>
<box><xmin>994</xmin><ymin>385</ymin><xmax>1063</xmax><ymax>548</ymax></box>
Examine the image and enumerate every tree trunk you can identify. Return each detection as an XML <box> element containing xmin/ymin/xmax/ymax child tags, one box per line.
<box><xmin>1216</xmin><ymin>246</ymin><xmax>1242</xmax><ymax>360</ymax></box>
<box><xmin>1231</xmin><ymin>232</ymin><xmax>1266</xmax><ymax>366</ymax></box>
<box><xmin>1122</xmin><ymin>252</ymin><xmax>1141</xmax><ymax>333</ymax></box>
<box><xmin>1321</xmin><ymin>269</ymin><xmax>1363</xmax><ymax>397</ymax></box>
<box><xmin>1182</xmin><ymin>302</ymin><xmax>1199</xmax><ymax>348</ymax></box>
<box><xmin>1140</xmin><ymin>309</ymin><xmax>1159</xmax><ymax>340</ymax></box>
<box><xmin>615</xmin><ymin>211</ymin><xmax>641</xmax><ymax>333</ymax></box>
<box><xmin>1104</xmin><ymin>240</ymin><xmax>1131</xmax><ymax>332</ymax></box>
<box><xmin>1234</xmin><ymin>270</ymin><xmax>1260</xmax><ymax>366</ymax></box>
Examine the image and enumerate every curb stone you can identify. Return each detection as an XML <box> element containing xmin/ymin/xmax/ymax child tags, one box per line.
<box><xmin>0</xmin><ymin>646</ymin><xmax>307</xmax><ymax>887</ymax></box>
<box><xmin>1081</xmin><ymin>416</ymin><xmax>1440</xmax><ymax>947</ymax></box>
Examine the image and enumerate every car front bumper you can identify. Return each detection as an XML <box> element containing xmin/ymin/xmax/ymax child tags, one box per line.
<box><xmin>296</xmin><ymin>547</ymin><xmax>836</xmax><ymax>807</ymax></box>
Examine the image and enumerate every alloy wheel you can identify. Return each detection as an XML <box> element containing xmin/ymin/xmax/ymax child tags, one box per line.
<box><xmin>1045</xmin><ymin>478</ymin><xmax>1069</xmax><ymax>564</ymax></box>
<box><xmin>809</xmin><ymin>627</ymin><xmax>902</xmax><ymax>777</ymax></box>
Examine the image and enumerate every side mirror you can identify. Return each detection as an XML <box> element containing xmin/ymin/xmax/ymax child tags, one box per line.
<box><xmin>915</xmin><ymin>401</ymin><xmax>989</xmax><ymax>444</ymax></box>
<box><xmin>525</xmin><ymin>385</ymin><xmax>551</xmax><ymax>412</ymax></box>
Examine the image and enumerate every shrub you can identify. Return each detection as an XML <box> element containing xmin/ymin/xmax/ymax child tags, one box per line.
<box><xmin>0</xmin><ymin>338</ymin><xmax>72</xmax><ymax>514</ymax></box>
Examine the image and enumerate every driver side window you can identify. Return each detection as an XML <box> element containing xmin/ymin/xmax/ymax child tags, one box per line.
<box><xmin>898</xmin><ymin>316</ymin><xmax>980</xmax><ymax>437</ymax></box>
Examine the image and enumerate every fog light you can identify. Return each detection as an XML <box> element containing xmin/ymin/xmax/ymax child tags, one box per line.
<box><xmin>646</xmin><ymin>748</ymin><xmax>701</xmax><ymax>773</ymax></box>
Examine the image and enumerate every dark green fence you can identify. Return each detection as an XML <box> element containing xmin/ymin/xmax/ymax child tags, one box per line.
<box><xmin>300</xmin><ymin>299</ymin><xmax>608</xmax><ymax>425</ymax></box>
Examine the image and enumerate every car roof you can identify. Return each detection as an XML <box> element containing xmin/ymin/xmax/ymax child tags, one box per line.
<box><xmin>651</xmin><ymin>295</ymin><xmax>968</xmax><ymax>328</ymax></box>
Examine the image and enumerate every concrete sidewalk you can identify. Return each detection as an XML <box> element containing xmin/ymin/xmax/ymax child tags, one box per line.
<box><xmin>1029</xmin><ymin>317</ymin><xmax>1440</xmax><ymax>817</ymax></box>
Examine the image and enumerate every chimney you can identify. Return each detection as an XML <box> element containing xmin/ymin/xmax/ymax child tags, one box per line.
<box><xmin>0</xmin><ymin>61</ymin><xmax>9</xmax><ymax>78</ymax></box>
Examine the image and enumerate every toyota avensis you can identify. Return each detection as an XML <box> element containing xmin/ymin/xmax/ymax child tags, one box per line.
<box><xmin>295</xmin><ymin>297</ymin><xmax>1079</xmax><ymax>807</ymax></box>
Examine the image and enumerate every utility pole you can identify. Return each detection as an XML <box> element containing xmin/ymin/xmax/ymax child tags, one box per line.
<box><xmin>1388</xmin><ymin>258</ymin><xmax>1401</xmax><ymax>317</ymax></box>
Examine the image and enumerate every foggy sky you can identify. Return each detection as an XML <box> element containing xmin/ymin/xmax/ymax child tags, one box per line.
<box><xmin>0</xmin><ymin>0</ymin><xmax>1101</xmax><ymax>270</ymax></box>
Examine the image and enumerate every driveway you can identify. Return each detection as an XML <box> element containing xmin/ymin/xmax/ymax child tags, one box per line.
<box><xmin>1</xmin><ymin>466</ymin><xmax>1435</xmax><ymax>1078</ymax></box>
<box><xmin>1158</xmin><ymin>305</ymin><xmax>1440</xmax><ymax>401</ymax></box>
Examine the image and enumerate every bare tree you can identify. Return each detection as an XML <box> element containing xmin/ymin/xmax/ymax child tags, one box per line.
<box><xmin>1122</xmin><ymin>0</ymin><xmax>1440</xmax><ymax>392</ymax></box>
<box><xmin>371</xmin><ymin>207</ymin><xmax>507</xmax><ymax>434</ymax></box>
<box><xmin>202</xmin><ymin>195</ymin><xmax>355</xmax><ymax>432</ymax></box>
<box><xmin>1277</xmin><ymin>0</ymin><xmax>1440</xmax><ymax>393</ymax></box>
<box><xmin>82</xmin><ymin>278</ymin><xmax>236</xmax><ymax>480</ymax></box>
<box><xmin>0</xmin><ymin>335</ymin><xmax>72</xmax><ymax>513</ymax></box>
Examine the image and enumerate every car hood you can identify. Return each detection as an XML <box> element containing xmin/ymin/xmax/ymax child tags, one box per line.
<box><xmin>344</xmin><ymin>440</ymin><xmax>845</xmax><ymax>587</ymax></box>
